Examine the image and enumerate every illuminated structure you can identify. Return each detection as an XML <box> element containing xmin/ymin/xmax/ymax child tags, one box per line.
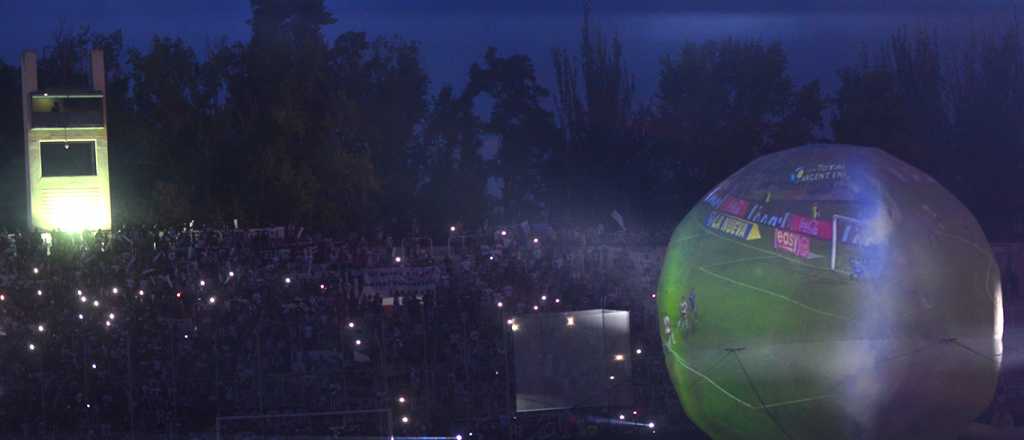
<box><xmin>658</xmin><ymin>145</ymin><xmax>1002</xmax><ymax>439</ymax></box>
<box><xmin>20</xmin><ymin>49</ymin><xmax>112</xmax><ymax>231</ymax></box>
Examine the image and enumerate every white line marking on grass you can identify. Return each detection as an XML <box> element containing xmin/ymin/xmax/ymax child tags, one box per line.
<box><xmin>664</xmin><ymin>343</ymin><xmax>833</xmax><ymax>410</ymax></box>
<box><xmin>703</xmin><ymin>229</ymin><xmax>852</xmax><ymax>277</ymax></box>
<box><xmin>698</xmin><ymin>266</ymin><xmax>850</xmax><ymax>321</ymax></box>
<box><xmin>702</xmin><ymin>256</ymin><xmax>779</xmax><ymax>269</ymax></box>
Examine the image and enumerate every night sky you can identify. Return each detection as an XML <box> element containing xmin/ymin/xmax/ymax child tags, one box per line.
<box><xmin>0</xmin><ymin>0</ymin><xmax>1012</xmax><ymax>97</ymax></box>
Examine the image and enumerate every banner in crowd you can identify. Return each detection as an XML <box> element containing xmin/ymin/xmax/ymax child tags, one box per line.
<box><xmin>356</xmin><ymin>266</ymin><xmax>441</xmax><ymax>294</ymax></box>
<box><xmin>774</xmin><ymin>229</ymin><xmax>812</xmax><ymax>258</ymax></box>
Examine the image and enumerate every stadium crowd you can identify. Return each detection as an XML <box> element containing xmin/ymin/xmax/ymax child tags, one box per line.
<box><xmin>0</xmin><ymin>222</ymin><xmax>673</xmax><ymax>439</ymax></box>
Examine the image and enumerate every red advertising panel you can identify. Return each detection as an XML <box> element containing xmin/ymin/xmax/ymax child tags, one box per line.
<box><xmin>784</xmin><ymin>213</ymin><xmax>833</xmax><ymax>241</ymax></box>
<box><xmin>774</xmin><ymin>229</ymin><xmax>811</xmax><ymax>258</ymax></box>
<box><xmin>719</xmin><ymin>196</ymin><xmax>751</xmax><ymax>218</ymax></box>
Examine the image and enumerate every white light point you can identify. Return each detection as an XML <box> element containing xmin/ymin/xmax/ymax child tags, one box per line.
<box><xmin>138</xmin><ymin>290</ymin><xmax>144</xmax><ymax>296</ymax></box>
<box><xmin>355</xmin><ymin>339</ymin><xmax>362</xmax><ymax>346</ymax></box>
<box><xmin>497</xmin><ymin>301</ymin><xmax>503</xmax><ymax>308</ymax></box>
<box><xmin>93</xmin><ymin>300</ymin><xmax>99</xmax><ymax>307</ymax></box>
<box><xmin>91</xmin><ymin>363</ymin><xmax>97</xmax><ymax>369</ymax></box>
<box><xmin>400</xmin><ymin>416</ymin><xmax>409</xmax><ymax>424</ymax></box>
<box><xmin>614</xmin><ymin>354</ymin><xmax>624</xmax><ymax>361</ymax></box>
<box><xmin>208</xmin><ymin>296</ymin><xmax>216</xmax><ymax>304</ymax></box>
<box><xmin>619</xmin><ymin>414</ymin><xmax>625</xmax><ymax>420</ymax></box>
<box><xmin>37</xmin><ymin>290</ymin><xmax>42</xmax><ymax>296</ymax></box>
<box><xmin>37</xmin><ymin>324</ymin><xmax>45</xmax><ymax>332</ymax></box>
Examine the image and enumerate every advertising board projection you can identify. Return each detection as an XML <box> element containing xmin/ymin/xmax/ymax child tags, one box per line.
<box><xmin>657</xmin><ymin>144</ymin><xmax>1003</xmax><ymax>440</ymax></box>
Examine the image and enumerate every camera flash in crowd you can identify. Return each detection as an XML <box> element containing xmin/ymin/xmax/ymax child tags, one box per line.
<box><xmin>614</xmin><ymin>354</ymin><xmax>624</xmax><ymax>361</ymax></box>
<box><xmin>394</xmin><ymin>256</ymin><xmax>402</xmax><ymax>263</ymax></box>
<box><xmin>541</xmin><ymin>295</ymin><xmax>547</xmax><ymax>301</ymax></box>
<box><xmin>401</xmin><ymin>416</ymin><xmax>409</xmax><ymax>424</ymax></box>
<box><xmin>78</xmin><ymin>314</ymin><xmax>84</xmax><ymax>320</ymax></box>
<box><xmin>619</xmin><ymin>414</ymin><xmax>625</xmax><ymax>420</ymax></box>
<box><xmin>138</xmin><ymin>290</ymin><xmax>144</xmax><ymax>296</ymax></box>
<box><xmin>200</xmin><ymin>280</ymin><xmax>206</xmax><ymax>287</ymax></box>
<box><xmin>37</xmin><ymin>324</ymin><xmax>44</xmax><ymax>333</ymax></box>
<box><xmin>566</xmin><ymin>316</ymin><xmax>575</xmax><ymax>327</ymax></box>
<box><xmin>636</xmin><ymin>348</ymin><xmax>643</xmax><ymax>355</ymax></box>
<box><xmin>532</xmin><ymin>305</ymin><xmax>539</xmax><ymax>311</ymax></box>
<box><xmin>554</xmin><ymin>298</ymin><xmax>560</xmax><ymax>304</ymax></box>
<box><xmin>497</xmin><ymin>301</ymin><xmax>503</xmax><ymax>308</ymax></box>
<box><xmin>80</xmin><ymin>296</ymin><xmax>87</xmax><ymax>303</ymax></box>
<box><xmin>33</xmin><ymin>267</ymin><xmax>38</xmax><ymax>274</ymax></box>
<box><xmin>449</xmin><ymin>225</ymin><xmax>456</xmax><ymax>232</ymax></box>
<box><xmin>93</xmin><ymin>300</ymin><xmax>100</xmax><ymax>307</ymax></box>
<box><xmin>285</xmin><ymin>277</ymin><xmax>291</xmax><ymax>284</ymax></box>
<box><xmin>609</xmin><ymin>375</ymin><xmax>615</xmax><ymax>380</ymax></box>
<box><xmin>109</xmin><ymin>313</ymin><xmax>115</xmax><ymax>320</ymax></box>
<box><xmin>511</xmin><ymin>323</ymin><xmax>520</xmax><ymax>332</ymax></box>
<box><xmin>532</xmin><ymin>237</ymin><xmax>539</xmax><ymax>244</ymax></box>
<box><xmin>77</xmin><ymin>290</ymin><xmax>82</xmax><ymax>296</ymax></box>
<box><xmin>92</xmin><ymin>363</ymin><xmax>97</xmax><ymax>369</ymax></box>
<box><xmin>398</xmin><ymin>396</ymin><xmax>406</xmax><ymax>404</ymax></box>
<box><xmin>112</xmin><ymin>287</ymin><xmax>118</xmax><ymax>294</ymax></box>
<box><xmin>500</xmin><ymin>229</ymin><xmax>507</xmax><ymax>236</ymax></box>
<box><xmin>28</xmin><ymin>343</ymin><xmax>35</xmax><ymax>351</ymax></box>
<box><xmin>348</xmin><ymin>321</ymin><xmax>355</xmax><ymax>328</ymax></box>
<box><xmin>355</xmin><ymin>339</ymin><xmax>362</xmax><ymax>346</ymax></box>
<box><xmin>229</xmin><ymin>271</ymin><xmax>235</xmax><ymax>277</ymax></box>
<box><xmin>105</xmin><ymin>320</ymin><xmax>111</xmax><ymax>327</ymax></box>
<box><xmin>208</xmin><ymin>296</ymin><xmax>216</xmax><ymax>304</ymax></box>
<box><xmin>176</xmin><ymin>292</ymin><xmax>182</xmax><ymax>299</ymax></box>
<box><xmin>648</xmin><ymin>422</ymin><xmax>655</xmax><ymax>429</ymax></box>
<box><xmin>37</xmin><ymin>290</ymin><xmax>42</xmax><ymax>296</ymax></box>
<box><xmin>0</xmin><ymin>294</ymin><xmax>5</xmax><ymax>301</ymax></box>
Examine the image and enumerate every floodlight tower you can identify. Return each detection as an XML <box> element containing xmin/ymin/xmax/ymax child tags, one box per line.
<box><xmin>21</xmin><ymin>49</ymin><xmax>113</xmax><ymax>231</ymax></box>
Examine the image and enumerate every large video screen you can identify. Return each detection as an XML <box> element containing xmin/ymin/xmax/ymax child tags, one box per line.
<box><xmin>513</xmin><ymin>309</ymin><xmax>632</xmax><ymax>412</ymax></box>
<box><xmin>41</xmin><ymin>141</ymin><xmax>96</xmax><ymax>177</ymax></box>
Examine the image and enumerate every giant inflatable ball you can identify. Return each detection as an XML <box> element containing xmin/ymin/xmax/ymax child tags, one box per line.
<box><xmin>657</xmin><ymin>144</ymin><xmax>1003</xmax><ymax>440</ymax></box>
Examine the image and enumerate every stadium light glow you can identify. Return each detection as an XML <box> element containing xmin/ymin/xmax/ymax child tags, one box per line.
<box><xmin>45</xmin><ymin>193</ymin><xmax>109</xmax><ymax>232</ymax></box>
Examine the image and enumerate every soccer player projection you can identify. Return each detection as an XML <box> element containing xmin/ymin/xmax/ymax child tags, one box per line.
<box><xmin>657</xmin><ymin>144</ymin><xmax>1003</xmax><ymax>439</ymax></box>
